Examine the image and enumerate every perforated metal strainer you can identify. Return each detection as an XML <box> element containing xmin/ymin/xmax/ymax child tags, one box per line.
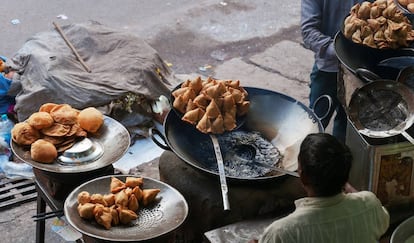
<box><xmin>64</xmin><ymin>175</ymin><xmax>189</xmax><ymax>242</ymax></box>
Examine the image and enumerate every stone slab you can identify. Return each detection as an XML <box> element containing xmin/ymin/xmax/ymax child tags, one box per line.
<box><xmin>249</xmin><ymin>40</ymin><xmax>314</xmax><ymax>83</ymax></box>
<box><xmin>213</xmin><ymin>57</ymin><xmax>310</xmax><ymax>105</ymax></box>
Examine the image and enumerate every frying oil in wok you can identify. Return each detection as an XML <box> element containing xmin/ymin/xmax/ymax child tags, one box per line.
<box><xmin>202</xmin><ymin>131</ymin><xmax>283</xmax><ymax>178</ymax></box>
<box><xmin>358</xmin><ymin>89</ymin><xmax>407</xmax><ymax>131</ymax></box>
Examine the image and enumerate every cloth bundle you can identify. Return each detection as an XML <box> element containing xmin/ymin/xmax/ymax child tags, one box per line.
<box><xmin>8</xmin><ymin>21</ymin><xmax>178</xmax><ymax>130</ymax></box>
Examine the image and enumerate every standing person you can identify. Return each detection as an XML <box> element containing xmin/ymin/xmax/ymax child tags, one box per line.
<box><xmin>254</xmin><ymin>133</ymin><xmax>389</xmax><ymax>243</ymax></box>
<box><xmin>301</xmin><ymin>0</ymin><xmax>365</xmax><ymax>142</ymax></box>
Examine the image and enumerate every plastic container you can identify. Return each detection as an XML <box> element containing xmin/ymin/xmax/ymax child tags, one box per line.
<box><xmin>0</xmin><ymin>156</ymin><xmax>34</xmax><ymax>179</ymax></box>
<box><xmin>0</xmin><ymin>114</ymin><xmax>13</xmax><ymax>145</ymax></box>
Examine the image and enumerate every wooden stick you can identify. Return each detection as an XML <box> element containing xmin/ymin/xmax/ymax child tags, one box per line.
<box><xmin>52</xmin><ymin>22</ymin><xmax>92</xmax><ymax>73</ymax></box>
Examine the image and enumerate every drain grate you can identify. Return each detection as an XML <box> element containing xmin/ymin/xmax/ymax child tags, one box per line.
<box><xmin>0</xmin><ymin>173</ymin><xmax>37</xmax><ymax>210</ymax></box>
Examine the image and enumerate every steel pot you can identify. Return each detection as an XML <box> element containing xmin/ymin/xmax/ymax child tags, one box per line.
<box><xmin>151</xmin><ymin>87</ymin><xmax>326</xmax><ymax>182</ymax></box>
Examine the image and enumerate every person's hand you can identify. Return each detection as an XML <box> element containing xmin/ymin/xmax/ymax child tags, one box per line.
<box><xmin>344</xmin><ymin>182</ymin><xmax>358</xmax><ymax>193</ymax></box>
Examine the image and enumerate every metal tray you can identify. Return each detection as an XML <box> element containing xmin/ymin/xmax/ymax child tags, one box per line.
<box><xmin>64</xmin><ymin>175</ymin><xmax>188</xmax><ymax>242</ymax></box>
<box><xmin>11</xmin><ymin>116</ymin><xmax>130</xmax><ymax>173</ymax></box>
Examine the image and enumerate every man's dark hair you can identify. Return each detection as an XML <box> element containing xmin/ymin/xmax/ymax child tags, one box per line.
<box><xmin>298</xmin><ymin>133</ymin><xmax>353</xmax><ymax>197</ymax></box>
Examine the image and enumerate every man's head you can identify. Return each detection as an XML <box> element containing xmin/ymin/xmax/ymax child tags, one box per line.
<box><xmin>298</xmin><ymin>133</ymin><xmax>353</xmax><ymax>197</ymax></box>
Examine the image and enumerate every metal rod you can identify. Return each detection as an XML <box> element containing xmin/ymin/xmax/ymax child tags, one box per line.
<box><xmin>270</xmin><ymin>166</ymin><xmax>300</xmax><ymax>177</ymax></box>
<box><xmin>32</xmin><ymin>209</ymin><xmax>64</xmax><ymax>218</ymax></box>
<box><xmin>252</xmin><ymin>161</ymin><xmax>300</xmax><ymax>177</ymax></box>
<box><xmin>52</xmin><ymin>21</ymin><xmax>92</xmax><ymax>73</ymax></box>
<box><xmin>32</xmin><ymin>210</ymin><xmax>64</xmax><ymax>221</ymax></box>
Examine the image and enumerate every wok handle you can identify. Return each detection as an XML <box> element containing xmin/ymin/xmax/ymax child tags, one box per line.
<box><xmin>402</xmin><ymin>131</ymin><xmax>414</xmax><ymax>145</ymax></box>
<box><xmin>355</xmin><ymin>68</ymin><xmax>381</xmax><ymax>83</ymax></box>
<box><xmin>149</xmin><ymin>127</ymin><xmax>171</xmax><ymax>151</ymax></box>
<box><xmin>312</xmin><ymin>94</ymin><xmax>333</xmax><ymax>121</ymax></box>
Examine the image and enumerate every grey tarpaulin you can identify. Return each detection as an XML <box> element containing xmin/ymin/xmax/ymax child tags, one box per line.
<box><xmin>8</xmin><ymin>21</ymin><xmax>178</xmax><ymax>124</ymax></box>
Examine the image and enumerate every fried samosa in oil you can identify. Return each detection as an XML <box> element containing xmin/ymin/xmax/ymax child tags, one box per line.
<box><xmin>172</xmin><ymin>87</ymin><xmax>189</xmax><ymax>99</ymax></box>
<box><xmin>188</xmin><ymin>76</ymin><xmax>203</xmax><ymax>94</ymax></box>
<box><xmin>209</xmin><ymin>114</ymin><xmax>225</xmax><ymax>134</ymax></box>
<box><xmin>94</xmin><ymin>205</ymin><xmax>112</xmax><ymax>230</ymax></box>
<box><xmin>117</xmin><ymin>207</ymin><xmax>138</xmax><ymax>225</ymax></box>
<box><xmin>173</xmin><ymin>95</ymin><xmax>187</xmax><ymax>114</ymax></box>
<box><xmin>182</xmin><ymin>108</ymin><xmax>205</xmax><ymax>125</ymax></box>
<box><xmin>103</xmin><ymin>194</ymin><xmax>115</xmax><ymax>207</ymax></box>
<box><xmin>205</xmin><ymin>100</ymin><xmax>221</xmax><ymax>119</ymax></box>
<box><xmin>196</xmin><ymin>113</ymin><xmax>211</xmax><ymax>134</ymax></box>
<box><xmin>109</xmin><ymin>205</ymin><xmax>120</xmax><ymax>226</ymax></box>
<box><xmin>90</xmin><ymin>194</ymin><xmax>107</xmax><ymax>207</ymax></box>
<box><xmin>141</xmin><ymin>189</ymin><xmax>161</xmax><ymax>207</ymax></box>
<box><xmin>110</xmin><ymin>177</ymin><xmax>126</xmax><ymax>194</ymax></box>
<box><xmin>132</xmin><ymin>186</ymin><xmax>143</xmax><ymax>201</ymax></box>
<box><xmin>237</xmin><ymin>101</ymin><xmax>250</xmax><ymax>116</ymax></box>
<box><xmin>115</xmin><ymin>190</ymin><xmax>129</xmax><ymax>207</ymax></box>
<box><xmin>128</xmin><ymin>194</ymin><xmax>139</xmax><ymax>212</ymax></box>
<box><xmin>77</xmin><ymin>191</ymin><xmax>91</xmax><ymax>204</ymax></box>
<box><xmin>223</xmin><ymin>112</ymin><xmax>237</xmax><ymax>131</ymax></box>
<box><xmin>77</xmin><ymin>202</ymin><xmax>96</xmax><ymax>219</ymax></box>
<box><xmin>228</xmin><ymin>87</ymin><xmax>244</xmax><ymax>104</ymax></box>
<box><xmin>193</xmin><ymin>93</ymin><xmax>211</xmax><ymax>109</ymax></box>
<box><xmin>125</xmin><ymin>176</ymin><xmax>144</xmax><ymax>188</ymax></box>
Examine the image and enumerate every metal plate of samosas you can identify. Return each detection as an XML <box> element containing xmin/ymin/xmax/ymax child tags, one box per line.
<box><xmin>64</xmin><ymin>175</ymin><xmax>189</xmax><ymax>242</ymax></box>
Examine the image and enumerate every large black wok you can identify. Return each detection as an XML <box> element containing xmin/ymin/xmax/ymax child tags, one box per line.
<box><xmin>151</xmin><ymin>87</ymin><xmax>325</xmax><ymax>182</ymax></box>
<box><xmin>334</xmin><ymin>31</ymin><xmax>414</xmax><ymax>82</ymax></box>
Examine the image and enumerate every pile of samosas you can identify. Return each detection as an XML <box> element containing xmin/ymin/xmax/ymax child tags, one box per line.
<box><xmin>344</xmin><ymin>0</ymin><xmax>414</xmax><ymax>49</ymax></box>
<box><xmin>77</xmin><ymin>177</ymin><xmax>160</xmax><ymax>230</ymax></box>
<box><xmin>172</xmin><ymin>76</ymin><xmax>250</xmax><ymax>134</ymax></box>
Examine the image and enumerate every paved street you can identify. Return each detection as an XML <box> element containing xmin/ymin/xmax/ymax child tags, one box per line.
<box><xmin>0</xmin><ymin>1</ymin><xmax>317</xmax><ymax>242</ymax></box>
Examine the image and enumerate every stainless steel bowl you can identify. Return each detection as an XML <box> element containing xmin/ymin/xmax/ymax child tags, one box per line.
<box><xmin>391</xmin><ymin>215</ymin><xmax>414</xmax><ymax>243</ymax></box>
<box><xmin>58</xmin><ymin>137</ymin><xmax>104</xmax><ymax>164</ymax></box>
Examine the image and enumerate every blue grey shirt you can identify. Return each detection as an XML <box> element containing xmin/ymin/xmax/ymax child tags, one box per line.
<box><xmin>301</xmin><ymin>0</ymin><xmax>365</xmax><ymax>72</ymax></box>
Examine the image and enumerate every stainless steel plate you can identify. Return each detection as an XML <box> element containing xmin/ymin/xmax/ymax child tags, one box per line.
<box><xmin>11</xmin><ymin>116</ymin><xmax>130</xmax><ymax>173</ymax></box>
<box><xmin>391</xmin><ymin>215</ymin><xmax>414</xmax><ymax>243</ymax></box>
<box><xmin>64</xmin><ymin>175</ymin><xmax>189</xmax><ymax>242</ymax></box>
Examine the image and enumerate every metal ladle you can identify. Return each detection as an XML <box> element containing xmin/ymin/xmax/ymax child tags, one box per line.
<box><xmin>209</xmin><ymin>116</ymin><xmax>246</xmax><ymax>211</ymax></box>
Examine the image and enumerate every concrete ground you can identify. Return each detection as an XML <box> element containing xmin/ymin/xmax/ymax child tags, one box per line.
<box><xmin>0</xmin><ymin>1</ymin><xmax>341</xmax><ymax>242</ymax></box>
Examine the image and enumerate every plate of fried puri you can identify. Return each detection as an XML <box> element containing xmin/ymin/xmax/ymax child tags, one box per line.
<box><xmin>10</xmin><ymin>103</ymin><xmax>130</xmax><ymax>173</ymax></box>
<box><xmin>64</xmin><ymin>175</ymin><xmax>189</xmax><ymax>242</ymax></box>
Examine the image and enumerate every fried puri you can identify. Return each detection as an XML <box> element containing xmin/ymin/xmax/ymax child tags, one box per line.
<box><xmin>11</xmin><ymin>122</ymin><xmax>40</xmax><ymax>145</ymax></box>
<box><xmin>39</xmin><ymin>103</ymin><xmax>58</xmax><ymax>113</ymax></box>
<box><xmin>78</xmin><ymin>107</ymin><xmax>104</xmax><ymax>133</ymax></box>
<box><xmin>30</xmin><ymin>139</ymin><xmax>58</xmax><ymax>163</ymax></box>
<box><xmin>41</xmin><ymin>123</ymin><xmax>71</xmax><ymax>136</ymax></box>
<box><xmin>27</xmin><ymin>112</ymin><xmax>54</xmax><ymax>130</ymax></box>
<box><xmin>50</xmin><ymin>104</ymin><xmax>79</xmax><ymax>125</ymax></box>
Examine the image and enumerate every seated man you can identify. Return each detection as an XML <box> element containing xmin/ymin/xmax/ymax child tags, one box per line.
<box><xmin>257</xmin><ymin>133</ymin><xmax>389</xmax><ymax>243</ymax></box>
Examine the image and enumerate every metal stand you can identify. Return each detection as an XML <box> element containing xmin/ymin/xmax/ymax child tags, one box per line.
<box><xmin>34</xmin><ymin>179</ymin><xmax>64</xmax><ymax>243</ymax></box>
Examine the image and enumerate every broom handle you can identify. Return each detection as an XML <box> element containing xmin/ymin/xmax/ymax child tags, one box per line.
<box><xmin>53</xmin><ymin>22</ymin><xmax>92</xmax><ymax>73</ymax></box>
